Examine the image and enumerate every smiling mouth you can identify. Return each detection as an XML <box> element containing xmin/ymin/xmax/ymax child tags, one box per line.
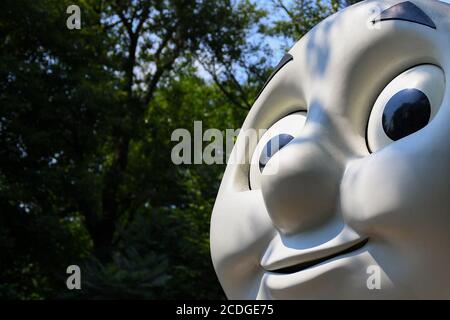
<box><xmin>266</xmin><ymin>238</ymin><xmax>369</xmax><ymax>274</ymax></box>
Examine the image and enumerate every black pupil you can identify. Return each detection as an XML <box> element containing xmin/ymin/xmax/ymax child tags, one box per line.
<box><xmin>382</xmin><ymin>88</ymin><xmax>431</xmax><ymax>141</ymax></box>
<box><xmin>259</xmin><ymin>134</ymin><xmax>294</xmax><ymax>172</ymax></box>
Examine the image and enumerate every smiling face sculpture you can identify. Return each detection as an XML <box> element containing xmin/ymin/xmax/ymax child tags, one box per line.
<box><xmin>210</xmin><ymin>0</ymin><xmax>450</xmax><ymax>299</ymax></box>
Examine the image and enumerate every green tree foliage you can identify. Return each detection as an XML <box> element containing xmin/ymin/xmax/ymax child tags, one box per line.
<box><xmin>0</xmin><ymin>0</ymin><xmax>359</xmax><ymax>299</ymax></box>
<box><xmin>264</xmin><ymin>0</ymin><xmax>362</xmax><ymax>41</ymax></box>
<box><xmin>0</xmin><ymin>0</ymin><xmax>114</xmax><ymax>298</ymax></box>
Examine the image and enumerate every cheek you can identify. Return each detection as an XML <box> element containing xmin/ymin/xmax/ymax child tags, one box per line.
<box><xmin>341</xmin><ymin>141</ymin><xmax>450</xmax><ymax>240</ymax></box>
<box><xmin>210</xmin><ymin>190</ymin><xmax>275</xmax><ymax>298</ymax></box>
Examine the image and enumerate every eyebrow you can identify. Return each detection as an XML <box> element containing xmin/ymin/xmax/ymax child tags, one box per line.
<box><xmin>254</xmin><ymin>53</ymin><xmax>293</xmax><ymax>102</ymax></box>
<box><xmin>373</xmin><ymin>1</ymin><xmax>436</xmax><ymax>29</ymax></box>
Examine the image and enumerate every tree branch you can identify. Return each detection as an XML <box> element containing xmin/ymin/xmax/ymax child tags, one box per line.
<box><xmin>223</xmin><ymin>63</ymin><xmax>252</xmax><ymax>109</ymax></box>
<box><xmin>273</xmin><ymin>0</ymin><xmax>302</xmax><ymax>36</ymax></box>
<box><xmin>143</xmin><ymin>26</ymin><xmax>181</xmax><ymax>105</ymax></box>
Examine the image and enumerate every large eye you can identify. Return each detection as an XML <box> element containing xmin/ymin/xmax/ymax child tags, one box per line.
<box><xmin>249</xmin><ymin>112</ymin><xmax>307</xmax><ymax>190</ymax></box>
<box><xmin>367</xmin><ymin>65</ymin><xmax>445</xmax><ymax>152</ymax></box>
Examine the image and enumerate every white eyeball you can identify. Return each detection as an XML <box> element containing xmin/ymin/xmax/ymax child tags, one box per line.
<box><xmin>367</xmin><ymin>65</ymin><xmax>445</xmax><ymax>153</ymax></box>
<box><xmin>249</xmin><ymin>112</ymin><xmax>307</xmax><ymax>190</ymax></box>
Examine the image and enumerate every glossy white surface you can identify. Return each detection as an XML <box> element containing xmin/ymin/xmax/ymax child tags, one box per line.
<box><xmin>210</xmin><ymin>0</ymin><xmax>450</xmax><ymax>299</ymax></box>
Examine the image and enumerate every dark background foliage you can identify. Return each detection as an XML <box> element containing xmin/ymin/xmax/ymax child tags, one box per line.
<box><xmin>0</xmin><ymin>0</ymin><xmax>361</xmax><ymax>299</ymax></box>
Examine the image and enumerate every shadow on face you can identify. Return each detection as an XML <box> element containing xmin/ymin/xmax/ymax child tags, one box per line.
<box><xmin>210</xmin><ymin>0</ymin><xmax>450</xmax><ymax>299</ymax></box>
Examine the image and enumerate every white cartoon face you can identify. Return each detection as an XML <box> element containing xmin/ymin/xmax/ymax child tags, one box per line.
<box><xmin>210</xmin><ymin>0</ymin><xmax>450</xmax><ymax>299</ymax></box>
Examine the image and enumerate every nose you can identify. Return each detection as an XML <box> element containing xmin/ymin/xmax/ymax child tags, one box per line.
<box><xmin>260</xmin><ymin>124</ymin><xmax>344</xmax><ymax>234</ymax></box>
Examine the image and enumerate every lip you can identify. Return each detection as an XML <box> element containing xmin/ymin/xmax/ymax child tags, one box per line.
<box><xmin>261</xmin><ymin>222</ymin><xmax>369</xmax><ymax>274</ymax></box>
<box><xmin>263</xmin><ymin>238</ymin><xmax>368</xmax><ymax>274</ymax></box>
